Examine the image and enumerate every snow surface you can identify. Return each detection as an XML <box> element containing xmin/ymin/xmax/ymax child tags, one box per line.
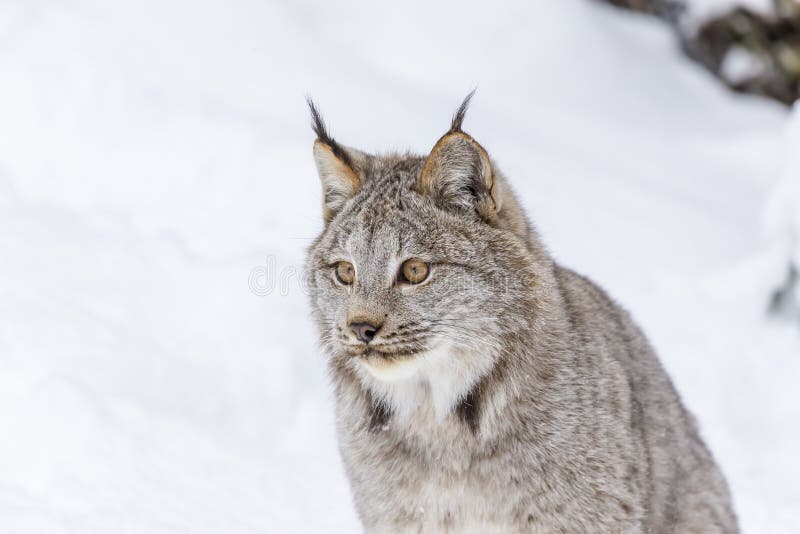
<box><xmin>0</xmin><ymin>0</ymin><xmax>798</xmax><ymax>532</ymax></box>
<box><xmin>765</xmin><ymin>105</ymin><xmax>800</xmax><ymax>314</ymax></box>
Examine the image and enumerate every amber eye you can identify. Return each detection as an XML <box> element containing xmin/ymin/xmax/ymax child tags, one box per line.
<box><xmin>399</xmin><ymin>259</ymin><xmax>429</xmax><ymax>285</ymax></box>
<box><xmin>334</xmin><ymin>261</ymin><xmax>355</xmax><ymax>285</ymax></box>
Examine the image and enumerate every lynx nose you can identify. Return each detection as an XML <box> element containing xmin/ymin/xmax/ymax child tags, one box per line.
<box><xmin>349</xmin><ymin>321</ymin><xmax>381</xmax><ymax>344</ymax></box>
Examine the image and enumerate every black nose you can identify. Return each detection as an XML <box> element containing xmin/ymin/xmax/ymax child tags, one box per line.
<box><xmin>349</xmin><ymin>321</ymin><xmax>380</xmax><ymax>344</ymax></box>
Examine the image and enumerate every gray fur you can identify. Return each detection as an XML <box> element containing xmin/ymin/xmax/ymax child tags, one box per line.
<box><xmin>305</xmin><ymin>99</ymin><xmax>737</xmax><ymax>533</ymax></box>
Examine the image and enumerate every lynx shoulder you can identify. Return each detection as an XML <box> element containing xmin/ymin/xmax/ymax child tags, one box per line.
<box><xmin>305</xmin><ymin>95</ymin><xmax>738</xmax><ymax>533</ymax></box>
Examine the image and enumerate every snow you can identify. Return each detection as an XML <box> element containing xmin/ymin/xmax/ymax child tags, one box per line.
<box><xmin>0</xmin><ymin>0</ymin><xmax>798</xmax><ymax>532</ymax></box>
<box><xmin>764</xmin><ymin>105</ymin><xmax>800</xmax><ymax>315</ymax></box>
<box><xmin>720</xmin><ymin>46</ymin><xmax>768</xmax><ymax>84</ymax></box>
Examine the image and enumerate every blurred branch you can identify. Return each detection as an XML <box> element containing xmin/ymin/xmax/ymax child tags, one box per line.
<box><xmin>596</xmin><ymin>0</ymin><xmax>800</xmax><ymax>105</ymax></box>
<box><xmin>770</xmin><ymin>262</ymin><xmax>800</xmax><ymax>320</ymax></box>
<box><xmin>601</xmin><ymin>0</ymin><xmax>684</xmax><ymax>21</ymax></box>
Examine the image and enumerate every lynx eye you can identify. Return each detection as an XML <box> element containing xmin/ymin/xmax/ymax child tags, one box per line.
<box><xmin>334</xmin><ymin>261</ymin><xmax>355</xmax><ymax>285</ymax></box>
<box><xmin>399</xmin><ymin>259</ymin><xmax>429</xmax><ymax>285</ymax></box>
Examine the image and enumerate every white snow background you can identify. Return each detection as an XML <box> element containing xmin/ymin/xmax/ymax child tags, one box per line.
<box><xmin>0</xmin><ymin>0</ymin><xmax>798</xmax><ymax>532</ymax></box>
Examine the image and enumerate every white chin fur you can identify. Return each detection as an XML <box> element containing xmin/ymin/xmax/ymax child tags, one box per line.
<box><xmin>360</xmin><ymin>353</ymin><xmax>428</xmax><ymax>382</ymax></box>
<box><xmin>354</xmin><ymin>341</ymin><xmax>492</xmax><ymax>420</ymax></box>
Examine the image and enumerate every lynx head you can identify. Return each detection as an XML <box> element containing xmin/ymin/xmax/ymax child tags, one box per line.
<box><xmin>305</xmin><ymin>94</ymin><xmax>549</xmax><ymax>419</ymax></box>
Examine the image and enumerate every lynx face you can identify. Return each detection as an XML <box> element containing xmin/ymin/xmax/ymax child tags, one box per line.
<box><xmin>305</xmin><ymin>96</ymin><xmax>541</xmax><ymax>416</ymax></box>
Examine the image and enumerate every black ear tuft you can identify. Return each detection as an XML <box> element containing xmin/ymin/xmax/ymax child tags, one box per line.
<box><xmin>305</xmin><ymin>96</ymin><xmax>329</xmax><ymax>141</ymax></box>
<box><xmin>449</xmin><ymin>89</ymin><xmax>476</xmax><ymax>133</ymax></box>
<box><xmin>306</xmin><ymin>96</ymin><xmax>353</xmax><ymax>168</ymax></box>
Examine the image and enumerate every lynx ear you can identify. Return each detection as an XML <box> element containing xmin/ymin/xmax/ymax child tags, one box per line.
<box><xmin>313</xmin><ymin>141</ymin><xmax>367</xmax><ymax>222</ymax></box>
<box><xmin>307</xmin><ymin>98</ymin><xmax>366</xmax><ymax>222</ymax></box>
<box><xmin>416</xmin><ymin>92</ymin><xmax>502</xmax><ymax>223</ymax></box>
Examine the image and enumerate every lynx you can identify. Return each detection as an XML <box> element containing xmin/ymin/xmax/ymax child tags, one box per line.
<box><xmin>305</xmin><ymin>94</ymin><xmax>738</xmax><ymax>533</ymax></box>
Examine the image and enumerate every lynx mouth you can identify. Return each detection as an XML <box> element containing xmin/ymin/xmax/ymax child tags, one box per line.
<box><xmin>344</xmin><ymin>344</ymin><xmax>423</xmax><ymax>360</ymax></box>
<box><xmin>362</xmin><ymin>348</ymin><xmax>421</xmax><ymax>360</ymax></box>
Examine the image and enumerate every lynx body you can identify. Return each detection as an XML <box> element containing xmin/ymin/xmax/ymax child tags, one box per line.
<box><xmin>305</xmin><ymin>96</ymin><xmax>738</xmax><ymax>533</ymax></box>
